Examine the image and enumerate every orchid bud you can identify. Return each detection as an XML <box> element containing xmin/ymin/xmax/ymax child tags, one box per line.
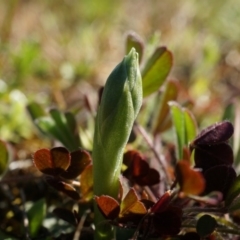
<box><xmin>93</xmin><ymin>48</ymin><xmax>142</xmax><ymax>239</ymax></box>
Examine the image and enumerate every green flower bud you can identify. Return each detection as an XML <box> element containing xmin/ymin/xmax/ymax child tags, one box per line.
<box><xmin>93</xmin><ymin>48</ymin><xmax>142</xmax><ymax>239</ymax></box>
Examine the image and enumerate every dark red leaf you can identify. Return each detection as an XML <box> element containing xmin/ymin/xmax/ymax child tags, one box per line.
<box><xmin>95</xmin><ymin>195</ymin><xmax>120</xmax><ymax>220</ymax></box>
<box><xmin>46</xmin><ymin>177</ymin><xmax>80</xmax><ymax>200</ymax></box>
<box><xmin>50</xmin><ymin>147</ymin><xmax>71</xmax><ymax>171</ymax></box>
<box><xmin>152</xmin><ymin>206</ymin><xmax>182</xmax><ymax>236</ymax></box>
<box><xmin>204</xmin><ymin>165</ymin><xmax>236</xmax><ymax>199</ymax></box>
<box><xmin>135</xmin><ymin>168</ymin><xmax>160</xmax><ymax>186</ymax></box>
<box><xmin>191</xmin><ymin>121</ymin><xmax>233</xmax><ymax>147</ymax></box>
<box><xmin>33</xmin><ymin>147</ymin><xmax>71</xmax><ymax>176</ymax></box>
<box><xmin>33</xmin><ymin>148</ymin><xmax>55</xmax><ymax>175</ymax></box>
<box><xmin>151</xmin><ymin>191</ymin><xmax>171</xmax><ymax>213</ymax></box>
<box><xmin>194</xmin><ymin>143</ymin><xmax>233</xmax><ymax>172</ymax></box>
<box><xmin>123</xmin><ymin>150</ymin><xmax>159</xmax><ymax>186</ymax></box>
<box><xmin>61</xmin><ymin>149</ymin><xmax>91</xmax><ymax>179</ymax></box>
<box><xmin>123</xmin><ymin>150</ymin><xmax>148</xmax><ymax>176</ymax></box>
<box><xmin>176</xmin><ymin>161</ymin><xmax>205</xmax><ymax>196</ymax></box>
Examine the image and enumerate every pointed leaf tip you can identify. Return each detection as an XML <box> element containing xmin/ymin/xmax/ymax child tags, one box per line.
<box><xmin>142</xmin><ymin>46</ymin><xmax>173</xmax><ymax>97</ymax></box>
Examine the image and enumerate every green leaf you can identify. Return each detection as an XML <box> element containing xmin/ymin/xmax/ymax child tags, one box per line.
<box><xmin>169</xmin><ymin>101</ymin><xmax>185</xmax><ymax>160</ymax></box>
<box><xmin>50</xmin><ymin>109</ymin><xmax>79</xmax><ymax>151</ymax></box>
<box><xmin>183</xmin><ymin>108</ymin><xmax>197</xmax><ymax>144</ymax></box>
<box><xmin>36</xmin><ymin>116</ymin><xmax>69</xmax><ymax>147</ymax></box>
<box><xmin>225</xmin><ymin>174</ymin><xmax>240</xmax><ymax>207</ymax></box>
<box><xmin>168</xmin><ymin>101</ymin><xmax>197</xmax><ymax>160</ymax></box>
<box><xmin>196</xmin><ymin>214</ymin><xmax>217</xmax><ymax>238</ymax></box>
<box><xmin>222</xmin><ymin>103</ymin><xmax>235</xmax><ymax>122</ymax></box>
<box><xmin>65</xmin><ymin>112</ymin><xmax>77</xmax><ymax>134</ymax></box>
<box><xmin>27</xmin><ymin>198</ymin><xmax>46</xmax><ymax>237</ymax></box>
<box><xmin>142</xmin><ymin>46</ymin><xmax>172</xmax><ymax>97</ymax></box>
<box><xmin>125</xmin><ymin>31</ymin><xmax>144</xmax><ymax>64</ymax></box>
<box><xmin>36</xmin><ymin>110</ymin><xmax>80</xmax><ymax>151</ymax></box>
<box><xmin>26</xmin><ymin>102</ymin><xmax>47</xmax><ymax>135</ymax></box>
<box><xmin>153</xmin><ymin>79</ymin><xmax>178</xmax><ymax>135</ymax></box>
<box><xmin>26</xmin><ymin>102</ymin><xmax>46</xmax><ymax>121</ymax></box>
<box><xmin>0</xmin><ymin>140</ymin><xmax>9</xmax><ymax>176</ymax></box>
<box><xmin>64</xmin><ymin>112</ymin><xmax>81</xmax><ymax>148</ymax></box>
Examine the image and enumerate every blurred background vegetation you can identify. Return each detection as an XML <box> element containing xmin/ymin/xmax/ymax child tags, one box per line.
<box><xmin>1</xmin><ymin>0</ymin><xmax>240</xmax><ymax>146</ymax></box>
<box><xmin>1</xmin><ymin>1</ymin><xmax>240</xmax><ymax>239</ymax></box>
